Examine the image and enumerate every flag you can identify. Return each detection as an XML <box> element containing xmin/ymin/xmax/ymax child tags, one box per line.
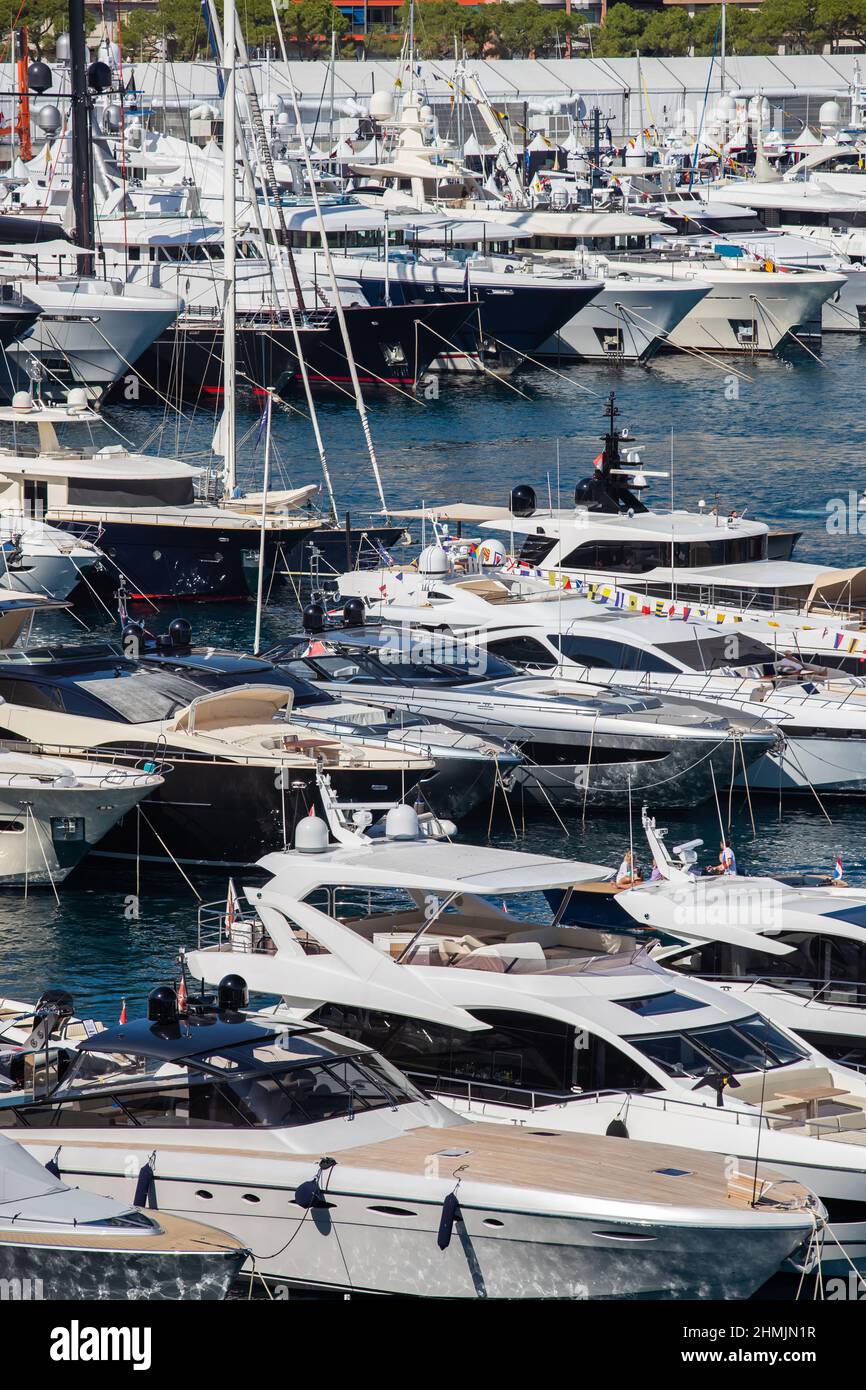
<box><xmin>592</xmin><ymin>452</ymin><xmax>604</xmax><ymax>470</ymax></box>
<box><xmin>833</xmin><ymin>856</ymin><xmax>844</xmax><ymax>882</ymax></box>
<box><xmin>224</xmin><ymin>878</ymin><xmax>241</xmax><ymax>937</ymax></box>
<box><xmin>177</xmin><ymin>975</ymin><xmax>188</xmax><ymax>1014</ymax></box>
<box><xmin>308</xmin><ymin>804</ymin><xmax>316</xmax><ymax>817</ymax></box>
<box><xmin>119</xmin><ymin>998</ymin><xmax>127</xmax><ymax>1025</ymax></box>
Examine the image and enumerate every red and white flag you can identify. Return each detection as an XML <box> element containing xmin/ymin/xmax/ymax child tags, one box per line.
<box><xmin>119</xmin><ymin>998</ymin><xmax>127</xmax><ymax>1025</ymax></box>
<box><xmin>177</xmin><ymin>975</ymin><xmax>188</xmax><ymax>1014</ymax></box>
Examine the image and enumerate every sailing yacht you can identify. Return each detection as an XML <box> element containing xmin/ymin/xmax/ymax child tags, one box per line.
<box><xmin>0</xmin><ymin>971</ymin><xmax>822</xmax><ymax>1298</ymax></box>
<box><xmin>0</xmin><ymin>393</ymin><xmax>319</xmax><ymax>600</ymax></box>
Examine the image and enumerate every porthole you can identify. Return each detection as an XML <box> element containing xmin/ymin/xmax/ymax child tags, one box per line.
<box><xmin>195</xmin><ymin>1189</ymin><xmax>213</xmax><ymax>1200</ymax></box>
<box><xmin>367</xmin><ymin>1205</ymin><xmax>417</xmax><ymax>1218</ymax></box>
<box><xmin>242</xmin><ymin>1193</ymin><xmax>261</xmax><ymax>1204</ymax></box>
<box><xmin>483</xmin><ymin>1218</ymin><xmax>505</xmax><ymax>1229</ymax></box>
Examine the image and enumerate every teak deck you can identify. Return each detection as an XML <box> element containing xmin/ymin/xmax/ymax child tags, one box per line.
<box><xmin>0</xmin><ymin>1210</ymin><xmax>245</xmax><ymax>1253</ymax></box>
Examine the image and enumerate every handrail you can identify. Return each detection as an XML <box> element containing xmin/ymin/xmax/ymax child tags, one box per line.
<box><xmin>700</xmin><ymin>972</ymin><xmax>866</xmax><ymax>1010</ymax></box>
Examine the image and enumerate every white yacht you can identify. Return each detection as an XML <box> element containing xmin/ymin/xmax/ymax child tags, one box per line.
<box><xmin>0</xmin><ymin>514</ymin><xmax>101</xmax><ymax>600</ymax></box>
<box><xmin>337</xmin><ymin>557</ymin><xmax>866</xmax><ymax>797</ymax></box>
<box><xmin>174</xmin><ymin>810</ymin><xmax>866</xmax><ymax>1275</ymax></box>
<box><xmin>346</xmin><ymin>393</ymin><xmax>866</xmax><ymax>669</ymax></box>
<box><xmin>0</xmin><ymin>1131</ymin><xmax>248</xmax><ymax>1300</ymax></box>
<box><xmin>0</xmin><ymin>749</ymin><xmax>162</xmax><ymax>885</ymax></box>
<box><xmin>274</xmin><ymin>622</ymin><xmax>777</xmax><ymax>812</ymax></box>
<box><xmin>0</xmin><ymin>961</ymin><xmax>821</xmax><ymax>1299</ymax></box>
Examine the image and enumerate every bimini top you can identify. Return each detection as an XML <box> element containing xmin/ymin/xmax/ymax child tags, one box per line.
<box><xmin>259</xmin><ymin>836</ymin><xmax>613</xmax><ymax>898</ymax></box>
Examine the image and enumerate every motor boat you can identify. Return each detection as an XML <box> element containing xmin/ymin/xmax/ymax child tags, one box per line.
<box><xmin>0</xmin><ymin>749</ymin><xmax>163</xmax><ymax>885</ymax></box>
<box><xmin>338</xmin><ymin>551</ymin><xmax>866</xmax><ymax>798</ymax></box>
<box><xmin>0</xmin><ymin>633</ymin><xmax>440</xmax><ymax>869</ymax></box>
<box><xmin>270</xmin><ymin>620</ymin><xmax>778</xmax><ymax>812</ymax></box>
<box><xmin>0</xmin><ymin>972</ymin><xmax>823</xmax><ymax>1299</ymax></box>
<box><xmin>0</xmin><ymin>1130</ymin><xmax>247</xmax><ymax>1299</ymax></box>
<box><xmin>177</xmin><ymin>808</ymin><xmax>866</xmax><ymax>1274</ymax></box>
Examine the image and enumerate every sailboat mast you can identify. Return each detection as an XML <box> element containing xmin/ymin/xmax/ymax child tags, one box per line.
<box><xmin>222</xmin><ymin>0</ymin><xmax>237</xmax><ymax>495</ymax></box>
<box><xmin>69</xmin><ymin>0</ymin><xmax>95</xmax><ymax>277</ymax></box>
<box><xmin>271</xmin><ymin>0</ymin><xmax>390</xmax><ymax>519</ymax></box>
<box><xmin>254</xmin><ymin>390</ymin><xmax>273</xmax><ymax>655</ymax></box>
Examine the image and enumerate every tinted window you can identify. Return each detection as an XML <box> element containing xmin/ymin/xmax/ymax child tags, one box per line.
<box><xmin>486</xmin><ymin>636</ymin><xmax>556</xmax><ymax>668</ymax></box>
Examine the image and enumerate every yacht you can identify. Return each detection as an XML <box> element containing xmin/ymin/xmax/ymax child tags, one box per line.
<box><xmin>337</xmin><ymin>553</ymin><xmax>866</xmax><ymax>797</ymax></box>
<box><xmin>642</xmin><ymin>186</ymin><xmax>866</xmax><ymax>332</ymax></box>
<box><xmin>604</xmin><ymin>810</ymin><xmax>866</xmax><ymax>1073</ymax></box>
<box><xmin>177</xmin><ymin>810</ymin><xmax>866</xmax><ymax>1275</ymax></box>
<box><xmin>0</xmin><ymin>1131</ymin><xmax>248</xmax><ymax>1300</ymax></box>
<box><xmin>0</xmin><ymin>972</ymin><xmax>822</xmax><ymax>1299</ymax></box>
<box><xmin>0</xmin><ymin>749</ymin><xmax>162</xmax><ymax>885</ymax></box>
<box><xmin>270</xmin><ymin>619</ymin><xmax>778</xmax><ymax>811</ymax></box>
<box><xmin>0</xmin><ymin>514</ymin><xmax>101</xmax><ymax>601</ymax></box>
<box><xmin>0</xmin><ymin>217</ymin><xmax>181</xmax><ymax>402</ymax></box>
<box><xmin>0</xmin><ymin>635</ymin><xmax>440</xmax><ymax>870</ymax></box>
<box><xmin>349</xmin><ymin>393</ymin><xmax>866</xmax><ymax>668</ymax></box>
<box><xmin>0</xmin><ymin>393</ymin><xmax>319</xmax><ymax>601</ymax></box>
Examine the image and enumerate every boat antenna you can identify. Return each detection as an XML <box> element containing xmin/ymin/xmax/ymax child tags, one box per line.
<box><xmin>221</xmin><ymin>0</ymin><xmax>238</xmax><ymax>497</ymax></box>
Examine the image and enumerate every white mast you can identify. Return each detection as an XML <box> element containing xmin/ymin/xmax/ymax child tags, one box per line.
<box><xmin>271</xmin><ymin>0</ymin><xmax>390</xmax><ymax>519</ymax></box>
<box><xmin>254</xmin><ymin>390</ymin><xmax>274</xmax><ymax>655</ymax></box>
<box><xmin>221</xmin><ymin>0</ymin><xmax>237</xmax><ymax>496</ymax></box>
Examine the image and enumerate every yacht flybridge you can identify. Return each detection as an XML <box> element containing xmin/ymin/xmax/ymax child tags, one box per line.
<box><xmin>177</xmin><ymin>809</ymin><xmax>866</xmax><ymax>1275</ymax></box>
<box><xmin>0</xmin><ymin>968</ymin><xmax>821</xmax><ymax>1299</ymax></box>
<box><xmin>0</xmin><ymin>393</ymin><xmax>318</xmax><ymax>601</ymax></box>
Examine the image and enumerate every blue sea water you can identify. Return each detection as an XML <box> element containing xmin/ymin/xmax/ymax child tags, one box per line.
<box><xmin>4</xmin><ymin>336</ymin><xmax>866</xmax><ymax>1023</ymax></box>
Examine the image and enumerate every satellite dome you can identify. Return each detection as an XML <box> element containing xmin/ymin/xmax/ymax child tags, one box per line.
<box><xmin>385</xmin><ymin>805</ymin><xmax>420</xmax><ymax>840</ymax></box>
<box><xmin>369</xmin><ymin>90</ymin><xmax>394</xmax><ymax>121</ymax></box>
<box><xmin>479</xmin><ymin>538</ymin><xmax>506</xmax><ymax>568</ymax></box>
<box><xmin>11</xmin><ymin>392</ymin><xmax>33</xmax><ymax>412</ymax></box>
<box><xmin>417</xmin><ymin>544</ymin><xmax>450</xmax><ymax>576</ymax></box>
<box><xmin>295</xmin><ymin>815</ymin><xmax>329</xmax><ymax>853</ymax></box>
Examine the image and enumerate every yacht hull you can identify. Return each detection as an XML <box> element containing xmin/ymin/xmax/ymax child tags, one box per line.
<box><xmin>0</xmin><ymin>777</ymin><xmax>159</xmax><ymax>885</ymax></box>
<box><xmin>538</xmin><ymin>281</ymin><xmax>710</xmax><ymax>363</ymax></box>
<box><xmin>0</xmin><ymin>1240</ymin><xmax>245</xmax><ymax>1300</ymax></box>
<box><xmin>53</xmin><ymin>518</ymin><xmax>314</xmax><ymax>602</ymax></box>
<box><xmin>9</xmin><ymin>1136</ymin><xmax>810</xmax><ymax>1299</ymax></box>
<box><xmin>71</xmin><ymin>755</ymin><xmax>432</xmax><ymax>870</ymax></box>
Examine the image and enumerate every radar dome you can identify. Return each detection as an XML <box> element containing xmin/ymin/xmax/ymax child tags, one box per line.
<box><xmin>385</xmin><ymin>805</ymin><xmax>420</xmax><ymax>840</ymax></box>
<box><xmin>819</xmin><ymin>100</ymin><xmax>842</xmax><ymax>133</ymax></box>
<box><xmin>417</xmin><ymin>544</ymin><xmax>450</xmax><ymax>576</ymax></box>
<box><xmin>11</xmin><ymin>392</ymin><xmax>33</xmax><ymax>412</ymax></box>
<box><xmin>369</xmin><ymin>90</ymin><xmax>394</xmax><ymax>121</ymax></box>
<box><xmin>295</xmin><ymin>815</ymin><xmax>329</xmax><ymax>853</ymax></box>
<box><xmin>66</xmin><ymin>387</ymin><xmax>89</xmax><ymax>412</ymax></box>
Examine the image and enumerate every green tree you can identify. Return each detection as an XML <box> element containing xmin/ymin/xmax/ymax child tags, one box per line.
<box><xmin>753</xmin><ymin>0</ymin><xmax>823</xmax><ymax>52</ymax></box>
<box><xmin>593</xmin><ymin>3</ymin><xmax>645</xmax><ymax>59</ymax></box>
<box><xmin>692</xmin><ymin>5</ymin><xmax>770</xmax><ymax>56</ymax></box>
<box><xmin>285</xmin><ymin>0</ymin><xmax>348</xmax><ymax>56</ymax></box>
<box><xmin>815</xmin><ymin>0</ymin><xmax>866</xmax><ymax>49</ymax></box>
<box><xmin>638</xmin><ymin>10</ymin><xmax>692</xmax><ymax>57</ymax></box>
<box><xmin>413</xmin><ymin>0</ymin><xmax>494</xmax><ymax>58</ymax></box>
<box><xmin>0</xmin><ymin>0</ymin><xmax>77</xmax><ymax>58</ymax></box>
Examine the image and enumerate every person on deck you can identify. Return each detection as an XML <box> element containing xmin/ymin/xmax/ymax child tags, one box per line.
<box><xmin>616</xmin><ymin>850</ymin><xmax>643</xmax><ymax>887</ymax></box>
<box><xmin>707</xmin><ymin>840</ymin><xmax>737</xmax><ymax>876</ymax></box>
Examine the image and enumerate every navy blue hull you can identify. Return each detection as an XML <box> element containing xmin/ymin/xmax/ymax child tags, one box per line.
<box><xmin>55</xmin><ymin>518</ymin><xmax>315</xmax><ymax>602</ymax></box>
<box><xmin>353</xmin><ymin>271</ymin><xmax>599</xmax><ymax>358</ymax></box>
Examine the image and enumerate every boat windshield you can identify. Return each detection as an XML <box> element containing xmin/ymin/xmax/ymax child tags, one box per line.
<box><xmin>75</xmin><ymin>670</ymin><xmax>213</xmax><ymax>722</ymax></box>
<box><xmin>625</xmin><ymin>1014</ymin><xmax>808</xmax><ymax>1078</ymax></box>
<box><xmin>17</xmin><ymin>1035</ymin><xmax>425</xmax><ymax>1129</ymax></box>
<box><xmin>653</xmin><ymin>633</ymin><xmax>777</xmax><ymax>674</ymax></box>
<box><xmin>281</xmin><ymin>648</ymin><xmax>518</xmax><ymax>686</ymax></box>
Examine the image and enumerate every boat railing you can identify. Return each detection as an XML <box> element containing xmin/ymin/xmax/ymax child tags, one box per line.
<box><xmin>698</xmin><ymin>973</ymin><xmax>866</xmax><ymax>1010</ymax></box>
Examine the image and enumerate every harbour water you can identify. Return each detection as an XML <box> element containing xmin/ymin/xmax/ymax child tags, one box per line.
<box><xmin>6</xmin><ymin>335</ymin><xmax>866</xmax><ymax>1024</ymax></box>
